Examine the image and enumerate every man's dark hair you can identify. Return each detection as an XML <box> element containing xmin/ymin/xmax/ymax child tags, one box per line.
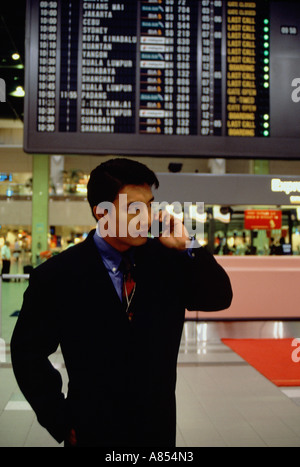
<box><xmin>87</xmin><ymin>158</ymin><xmax>159</xmax><ymax>220</ymax></box>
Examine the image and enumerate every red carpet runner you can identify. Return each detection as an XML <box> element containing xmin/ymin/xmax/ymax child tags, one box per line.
<box><xmin>222</xmin><ymin>338</ymin><xmax>300</xmax><ymax>387</ymax></box>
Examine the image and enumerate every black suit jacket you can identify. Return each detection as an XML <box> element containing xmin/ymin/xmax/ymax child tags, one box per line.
<box><xmin>11</xmin><ymin>230</ymin><xmax>232</xmax><ymax>447</ymax></box>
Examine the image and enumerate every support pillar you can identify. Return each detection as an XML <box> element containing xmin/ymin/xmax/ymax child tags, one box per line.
<box><xmin>252</xmin><ymin>160</ymin><xmax>271</xmax><ymax>255</ymax></box>
<box><xmin>31</xmin><ymin>155</ymin><xmax>49</xmax><ymax>266</ymax></box>
<box><xmin>252</xmin><ymin>159</ymin><xmax>270</xmax><ymax>175</ymax></box>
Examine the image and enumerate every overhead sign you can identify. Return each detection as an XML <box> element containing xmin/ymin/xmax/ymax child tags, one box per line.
<box><xmin>244</xmin><ymin>210</ymin><xmax>282</xmax><ymax>230</ymax></box>
<box><xmin>271</xmin><ymin>178</ymin><xmax>300</xmax><ymax>196</ymax></box>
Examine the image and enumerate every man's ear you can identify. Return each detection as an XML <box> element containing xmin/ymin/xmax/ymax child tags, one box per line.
<box><xmin>93</xmin><ymin>205</ymin><xmax>108</xmax><ymax>220</ymax></box>
<box><xmin>93</xmin><ymin>205</ymin><xmax>102</xmax><ymax>220</ymax></box>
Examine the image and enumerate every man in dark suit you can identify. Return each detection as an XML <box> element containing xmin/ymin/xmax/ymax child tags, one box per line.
<box><xmin>11</xmin><ymin>158</ymin><xmax>232</xmax><ymax>447</ymax></box>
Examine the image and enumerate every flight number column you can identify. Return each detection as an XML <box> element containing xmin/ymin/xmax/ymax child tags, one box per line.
<box><xmin>139</xmin><ymin>0</ymin><xmax>197</xmax><ymax>136</ymax></box>
<box><xmin>139</xmin><ymin>0</ymin><xmax>175</xmax><ymax>135</ymax></box>
<box><xmin>175</xmin><ymin>0</ymin><xmax>198</xmax><ymax>136</ymax></box>
<box><xmin>200</xmin><ymin>0</ymin><xmax>223</xmax><ymax>136</ymax></box>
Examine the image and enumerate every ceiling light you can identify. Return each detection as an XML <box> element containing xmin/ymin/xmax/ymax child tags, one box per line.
<box><xmin>12</xmin><ymin>53</ymin><xmax>20</xmax><ymax>61</ymax></box>
<box><xmin>10</xmin><ymin>86</ymin><xmax>25</xmax><ymax>97</ymax></box>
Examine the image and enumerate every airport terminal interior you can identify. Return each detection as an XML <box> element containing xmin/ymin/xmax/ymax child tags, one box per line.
<box><xmin>1</xmin><ymin>0</ymin><xmax>300</xmax><ymax>448</ymax></box>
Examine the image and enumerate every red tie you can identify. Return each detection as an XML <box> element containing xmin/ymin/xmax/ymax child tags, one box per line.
<box><xmin>121</xmin><ymin>254</ymin><xmax>136</xmax><ymax>321</ymax></box>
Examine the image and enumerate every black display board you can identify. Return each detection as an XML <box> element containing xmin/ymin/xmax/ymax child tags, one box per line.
<box><xmin>24</xmin><ymin>0</ymin><xmax>300</xmax><ymax>158</ymax></box>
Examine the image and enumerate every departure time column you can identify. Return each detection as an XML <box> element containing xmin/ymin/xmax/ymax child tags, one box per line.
<box><xmin>59</xmin><ymin>0</ymin><xmax>80</xmax><ymax>132</ymax></box>
<box><xmin>37</xmin><ymin>1</ymin><xmax>58</xmax><ymax>133</ymax></box>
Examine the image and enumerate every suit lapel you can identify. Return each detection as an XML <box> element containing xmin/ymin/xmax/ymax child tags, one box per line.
<box><xmin>78</xmin><ymin>230</ymin><xmax>126</xmax><ymax>317</ymax></box>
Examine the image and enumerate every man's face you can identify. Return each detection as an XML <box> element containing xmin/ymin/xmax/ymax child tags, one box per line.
<box><xmin>94</xmin><ymin>183</ymin><xmax>154</xmax><ymax>251</ymax></box>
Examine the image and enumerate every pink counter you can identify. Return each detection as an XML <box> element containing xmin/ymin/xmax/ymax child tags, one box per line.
<box><xmin>186</xmin><ymin>256</ymin><xmax>300</xmax><ymax>320</ymax></box>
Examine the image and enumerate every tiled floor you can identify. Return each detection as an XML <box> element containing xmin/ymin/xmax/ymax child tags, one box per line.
<box><xmin>1</xmin><ymin>280</ymin><xmax>300</xmax><ymax>447</ymax></box>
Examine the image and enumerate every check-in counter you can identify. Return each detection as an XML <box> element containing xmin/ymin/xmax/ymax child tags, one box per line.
<box><xmin>186</xmin><ymin>256</ymin><xmax>300</xmax><ymax>320</ymax></box>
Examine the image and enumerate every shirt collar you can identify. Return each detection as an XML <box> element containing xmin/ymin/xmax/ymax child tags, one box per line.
<box><xmin>93</xmin><ymin>226</ymin><xmax>135</xmax><ymax>273</ymax></box>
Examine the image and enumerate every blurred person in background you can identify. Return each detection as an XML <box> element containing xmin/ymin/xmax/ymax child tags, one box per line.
<box><xmin>1</xmin><ymin>241</ymin><xmax>11</xmax><ymax>281</ymax></box>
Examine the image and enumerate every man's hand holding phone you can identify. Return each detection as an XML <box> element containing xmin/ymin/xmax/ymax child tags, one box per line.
<box><xmin>154</xmin><ymin>210</ymin><xmax>191</xmax><ymax>251</ymax></box>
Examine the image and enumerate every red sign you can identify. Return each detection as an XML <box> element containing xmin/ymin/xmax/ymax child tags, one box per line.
<box><xmin>244</xmin><ymin>210</ymin><xmax>282</xmax><ymax>230</ymax></box>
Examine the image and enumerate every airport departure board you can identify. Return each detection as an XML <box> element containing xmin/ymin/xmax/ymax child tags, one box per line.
<box><xmin>24</xmin><ymin>0</ymin><xmax>300</xmax><ymax>158</ymax></box>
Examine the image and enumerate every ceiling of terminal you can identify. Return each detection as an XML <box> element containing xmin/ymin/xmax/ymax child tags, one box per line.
<box><xmin>0</xmin><ymin>2</ymin><xmax>25</xmax><ymax>121</ymax></box>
